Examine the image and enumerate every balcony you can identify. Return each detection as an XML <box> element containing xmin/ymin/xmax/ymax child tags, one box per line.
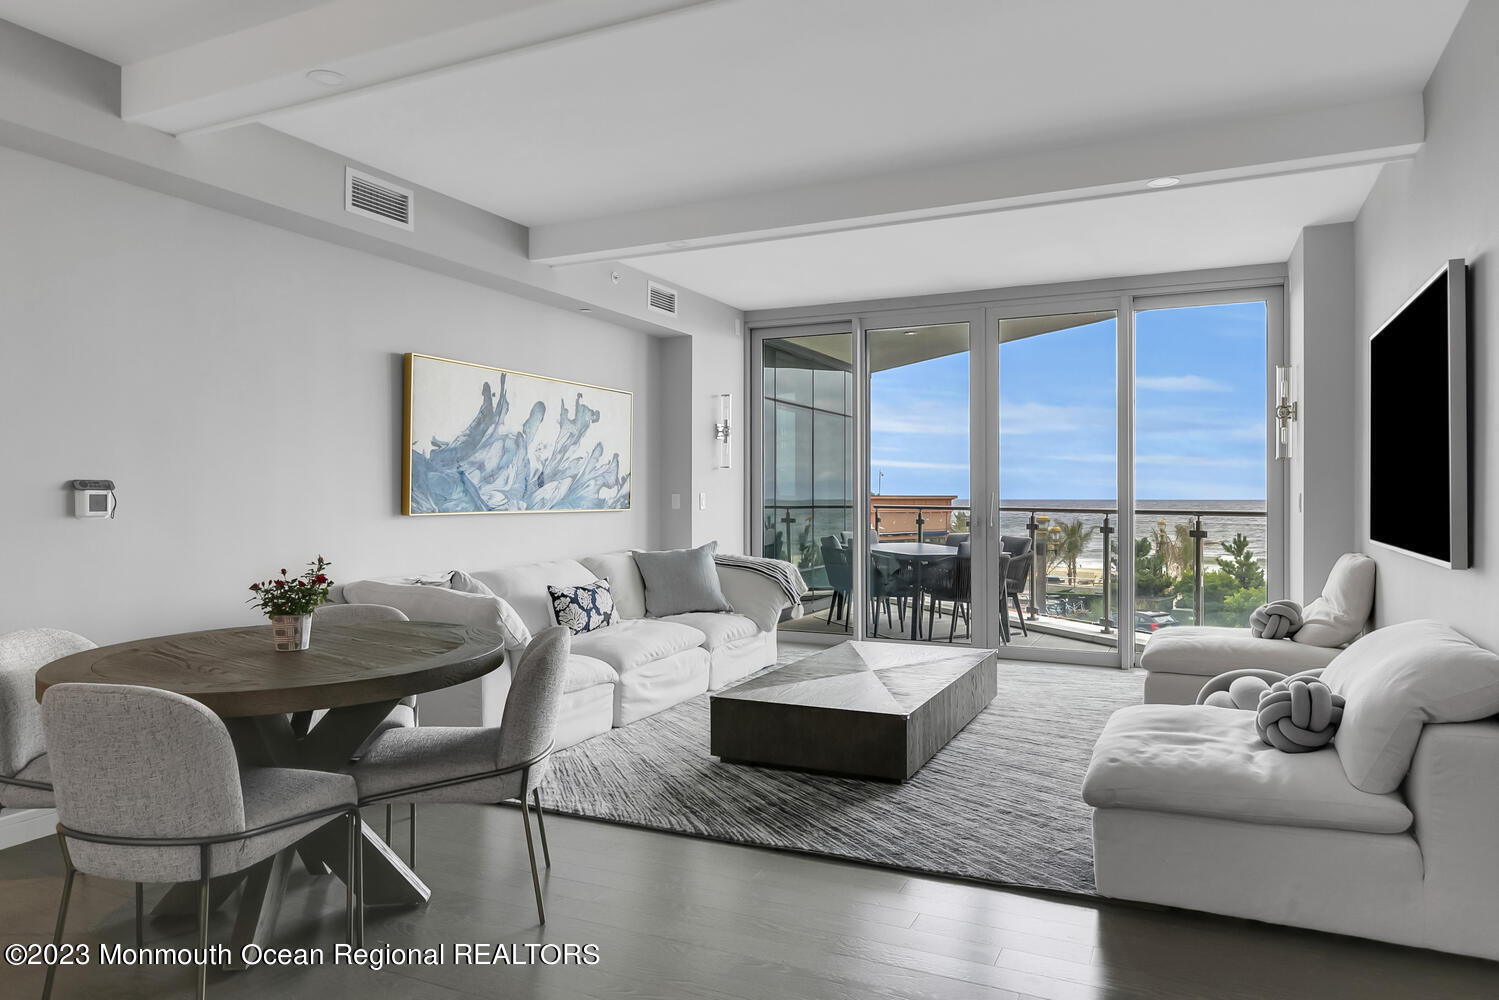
<box><xmin>776</xmin><ymin>501</ymin><xmax>1269</xmax><ymax>650</ymax></box>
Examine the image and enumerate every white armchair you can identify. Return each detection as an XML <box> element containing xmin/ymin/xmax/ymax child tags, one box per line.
<box><xmin>1141</xmin><ymin>553</ymin><xmax>1376</xmax><ymax>704</ymax></box>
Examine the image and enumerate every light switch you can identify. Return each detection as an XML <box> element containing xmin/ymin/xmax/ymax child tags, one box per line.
<box><xmin>699</xmin><ymin>492</ymin><xmax>707</xmax><ymax>510</ymax></box>
<box><xmin>671</xmin><ymin>493</ymin><xmax>681</xmax><ymax>510</ymax></box>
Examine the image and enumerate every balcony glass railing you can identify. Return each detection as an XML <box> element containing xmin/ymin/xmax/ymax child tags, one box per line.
<box><xmin>771</xmin><ymin>502</ymin><xmax>1268</xmax><ymax>646</ymax></box>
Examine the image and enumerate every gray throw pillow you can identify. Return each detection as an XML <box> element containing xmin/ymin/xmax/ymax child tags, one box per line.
<box><xmin>633</xmin><ymin>542</ymin><xmax>733</xmax><ymax>617</ymax></box>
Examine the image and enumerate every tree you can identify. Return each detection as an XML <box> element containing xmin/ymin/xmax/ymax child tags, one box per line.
<box><xmin>1049</xmin><ymin>518</ymin><xmax>1096</xmax><ymax>586</ymax></box>
<box><xmin>1134</xmin><ymin>536</ymin><xmax>1175</xmax><ymax>598</ymax></box>
<box><xmin>1216</xmin><ymin>533</ymin><xmax>1265</xmax><ymax>591</ymax></box>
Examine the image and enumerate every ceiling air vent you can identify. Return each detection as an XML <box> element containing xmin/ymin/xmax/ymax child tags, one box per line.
<box><xmin>647</xmin><ymin>281</ymin><xmax>678</xmax><ymax>316</ymax></box>
<box><xmin>345</xmin><ymin>168</ymin><xmax>413</xmax><ymax>231</ymax></box>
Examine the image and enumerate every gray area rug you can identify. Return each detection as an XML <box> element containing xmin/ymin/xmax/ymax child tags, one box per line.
<box><xmin>542</xmin><ymin>651</ymin><xmax>1143</xmax><ymax>897</ymax></box>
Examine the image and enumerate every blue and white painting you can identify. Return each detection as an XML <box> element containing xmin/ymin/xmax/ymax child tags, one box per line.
<box><xmin>404</xmin><ymin>353</ymin><xmax>631</xmax><ymax>515</ymax></box>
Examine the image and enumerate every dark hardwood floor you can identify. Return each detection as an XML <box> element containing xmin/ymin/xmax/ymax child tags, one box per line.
<box><xmin>1</xmin><ymin>803</ymin><xmax>1494</xmax><ymax>999</ymax></box>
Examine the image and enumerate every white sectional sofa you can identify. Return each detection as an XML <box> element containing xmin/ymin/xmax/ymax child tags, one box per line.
<box><xmin>330</xmin><ymin>550</ymin><xmax>792</xmax><ymax>750</ymax></box>
<box><xmin>1085</xmin><ymin>619</ymin><xmax>1499</xmax><ymax>961</ymax></box>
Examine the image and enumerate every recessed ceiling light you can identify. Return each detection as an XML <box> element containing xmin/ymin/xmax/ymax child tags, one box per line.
<box><xmin>904</xmin><ymin>330</ymin><xmax>918</xmax><ymax>336</ymax></box>
<box><xmin>578</xmin><ymin>307</ymin><xmax>593</xmax><ymax>313</ymax></box>
<box><xmin>1146</xmin><ymin>176</ymin><xmax>1181</xmax><ymax>189</ymax></box>
<box><xmin>665</xmin><ymin>240</ymin><xmax>690</xmax><ymax>249</ymax></box>
<box><xmin>306</xmin><ymin>69</ymin><xmax>347</xmax><ymax>87</ymax></box>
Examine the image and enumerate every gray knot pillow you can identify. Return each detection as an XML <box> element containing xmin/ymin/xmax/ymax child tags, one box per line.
<box><xmin>1255</xmin><ymin>677</ymin><xmax>1345</xmax><ymax>752</ymax></box>
<box><xmin>1250</xmin><ymin>600</ymin><xmax>1303</xmax><ymax>639</ymax></box>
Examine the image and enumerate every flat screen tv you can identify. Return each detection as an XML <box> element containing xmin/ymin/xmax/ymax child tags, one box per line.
<box><xmin>1369</xmin><ymin>259</ymin><xmax>1469</xmax><ymax>568</ymax></box>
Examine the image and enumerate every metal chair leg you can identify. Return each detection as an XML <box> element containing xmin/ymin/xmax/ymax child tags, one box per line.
<box><xmin>355</xmin><ymin>816</ymin><xmax>366</xmax><ymax>948</ymax></box>
<box><xmin>42</xmin><ymin>834</ymin><xmax>76</xmax><ymax>1000</ymax></box>
<box><xmin>135</xmin><ymin>882</ymin><xmax>144</xmax><ymax>949</ymax></box>
<box><xmin>1012</xmin><ymin>593</ymin><xmax>1029</xmax><ymax>636</ymax></box>
<box><xmin>197</xmin><ymin>844</ymin><xmax>211</xmax><ymax>1000</ymax></box>
<box><xmin>532</xmin><ymin>789</ymin><xmax>551</xmax><ymax>868</ymax></box>
<box><xmin>409</xmin><ymin>804</ymin><xmax>417</xmax><ymax>869</ymax></box>
<box><xmin>519</xmin><ymin>796</ymin><xmax>546</xmax><ymax>925</ymax></box>
<box><xmin>345</xmin><ymin>811</ymin><xmax>357</xmax><ymax>946</ymax></box>
<box><xmin>385</xmin><ymin>804</ymin><xmax>392</xmax><ymax>845</ymax></box>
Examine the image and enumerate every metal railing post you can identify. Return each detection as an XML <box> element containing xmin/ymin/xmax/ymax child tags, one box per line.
<box><xmin>781</xmin><ymin>510</ymin><xmax>796</xmax><ymax>563</ymax></box>
<box><xmin>915</xmin><ymin>506</ymin><xmax>926</xmax><ymax>542</ymax></box>
<box><xmin>1032</xmin><ymin>514</ymin><xmax>1050</xmax><ymax>621</ymax></box>
<box><xmin>1191</xmin><ymin>514</ymin><xmax>1207</xmax><ymax>626</ymax></box>
<box><xmin>1099</xmin><ymin>514</ymin><xmax>1113</xmax><ymax>634</ymax></box>
<box><xmin>1025</xmin><ymin>511</ymin><xmax>1039</xmax><ymax>618</ymax></box>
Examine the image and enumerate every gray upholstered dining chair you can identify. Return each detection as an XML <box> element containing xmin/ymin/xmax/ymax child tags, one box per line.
<box><xmin>40</xmin><ymin>683</ymin><xmax>359</xmax><ymax>1000</ymax></box>
<box><xmin>1000</xmin><ymin>535</ymin><xmax>1034</xmax><ymax>639</ymax></box>
<box><xmin>0</xmin><ymin>628</ymin><xmax>95</xmax><ymax>812</ymax></box>
<box><xmin>311</xmin><ymin>602</ymin><xmax>419</xmax><ymax>853</ymax></box>
<box><xmin>347</xmin><ymin>626</ymin><xmax>570</xmax><ymax>937</ymax></box>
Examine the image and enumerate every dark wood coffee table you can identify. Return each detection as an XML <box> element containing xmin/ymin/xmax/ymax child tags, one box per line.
<box><xmin>709</xmin><ymin>641</ymin><xmax>997</xmax><ymax>781</ymax></box>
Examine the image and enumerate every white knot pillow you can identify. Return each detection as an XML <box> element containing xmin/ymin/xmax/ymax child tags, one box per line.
<box><xmin>1250</xmin><ymin>600</ymin><xmax>1303</xmax><ymax>639</ymax></box>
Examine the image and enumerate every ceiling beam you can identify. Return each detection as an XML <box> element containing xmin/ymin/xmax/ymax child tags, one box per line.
<box><xmin>529</xmin><ymin>95</ymin><xmax>1422</xmax><ymax>265</ymax></box>
<box><xmin>0</xmin><ymin>18</ymin><xmax>737</xmax><ymax>338</ymax></box>
<box><xmin>120</xmin><ymin>0</ymin><xmax>715</xmax><ymax>135</ymax></box>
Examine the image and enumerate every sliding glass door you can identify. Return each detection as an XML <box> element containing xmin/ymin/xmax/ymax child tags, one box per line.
<box><xmin>1132</xmin><ymin>294</ymin><xmax>1280</xmax><ymax>649</ymax></box>
<box><xmin>755</xmin><ymin>327</ymin><xmax>855</xmax><ymax>637</ymax></box>
<box><xmin>750</xmin><ymin>283</ymin><xmax>1283</xmax><ymax>666</ymax></box>
<box><xmin>990</xmin><ymin>307</ymin><xmax>1120</xmax><ymax>663</ymax></box>
<box><xmin>865</xmin><ymin>318</ymin><xmax>975</xmax><ymax>645</ymax></box>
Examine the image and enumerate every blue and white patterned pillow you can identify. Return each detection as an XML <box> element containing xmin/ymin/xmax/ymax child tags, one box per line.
<box><xmin>547</xmin><ymin>579</ymin><xmax>617</xmax><ymax>635</ymax></box>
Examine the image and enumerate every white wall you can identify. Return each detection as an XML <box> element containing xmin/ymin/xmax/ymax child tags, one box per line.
<box><xmin>690</xmin><ymin>318</ymin><xmax>747</xmax><ymax>551</ymax></box>
<box><xmin>1354</xmin><ymin>0</ymin><xmax>1499</xmax><ymax>646</ymax></box>
<box><xmin>0</xmin><ymin>146</ymin><xmax>663</xmax><ymax>644</ymax></box>
<box><xmin>1287</xmin><ymin>223</ymin><xmax>1356</xmax><ymax>603</ymax></box>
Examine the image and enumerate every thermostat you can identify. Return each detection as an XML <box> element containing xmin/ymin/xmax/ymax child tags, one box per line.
<box><xmin>70</xmin><ymin>479</ymin><xmax>116</xmax><ymax>518</ymax></box>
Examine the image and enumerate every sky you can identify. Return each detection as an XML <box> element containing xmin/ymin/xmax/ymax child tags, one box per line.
<box><xmin>869</xmin><ymin>302</ymin><xmax>1268</xmax><ymax>501</ymax></box>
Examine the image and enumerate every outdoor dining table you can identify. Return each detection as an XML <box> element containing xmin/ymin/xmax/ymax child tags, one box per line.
<box><xmin>868</xmin><ymin>542</ymin><xmax>960</xmax><ymax>640</ymax></box>
<box><xmin>34</xmin><ymin>620</ymin><xmax>506</xmax><ymax>968</ymax></box>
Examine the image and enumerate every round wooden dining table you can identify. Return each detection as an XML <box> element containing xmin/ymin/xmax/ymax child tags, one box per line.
<box><xmin>36</xmin><ymin>620</ymin><xmax>506</xmax><ymax>967</ymax></box>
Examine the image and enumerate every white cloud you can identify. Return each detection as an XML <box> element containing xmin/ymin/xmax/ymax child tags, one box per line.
<box><xmin>870</xmin><ymin>413</ymin><xmax>966</xmax><ymax>436</ymax></box>
<box><xmin>997</xmin><ymin>401</ymin><xmax>1113</xmax><ymax>435</ymax></box>
<box><xmin>1135</xmin><ymin>454</ymin><xmax>1262</xmax><ymax>470</ymax></box>
<box><xmin>871</xmin><ymin>458</ymin><xmax>969</xmax><ymax>471</ymax></box>
<box><xmin>1136</xmin><ymin>375</ymin><xmax>1232</xmax><ymax>393</ymax></box>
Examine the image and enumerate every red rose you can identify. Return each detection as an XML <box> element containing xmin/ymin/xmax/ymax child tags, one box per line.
<box><xmin>314</xmin><ymin>574</ymin><xmax>328</xmax><ymax>584</ymax></box>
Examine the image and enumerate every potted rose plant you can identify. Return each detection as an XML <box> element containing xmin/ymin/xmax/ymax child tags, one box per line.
<box><xmin>248</xmin><ymin>556</ymin><xmax>333</xmax><ymax>651</ymax></box>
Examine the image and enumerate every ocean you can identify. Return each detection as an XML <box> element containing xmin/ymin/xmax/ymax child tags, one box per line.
<box><xmin>977</xmin><ymin>499</ymin><xmax>1269</xmax><ymax>570</ymax></box>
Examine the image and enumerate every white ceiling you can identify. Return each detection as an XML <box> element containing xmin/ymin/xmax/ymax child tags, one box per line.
<box><xmin>0</xmin><ymin>0</ymin><xmax>329</xmax><ymax>64</ymax></box>
<box><xmin>623</xmin><ymin>166</ymin><xmax>1384</xmax><ymax>310</ymax></box>
<box><xmin>263</xmin><ymin>0</ymin><xmax>1463</xmax><ymax>225</ymax></box>
<box><xmin>0</xmin><ymin>0</ymin><xmax>1467</xmax><ymax>312</ymax></box>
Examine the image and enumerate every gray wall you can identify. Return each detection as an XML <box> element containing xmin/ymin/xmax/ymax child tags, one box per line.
<box><xmin>1287</xmin><ymin>223</ymin><xmax>1356</xmax><ymax>603</ymax></box>
<box><xmin>0</xmin><ymin>146</ymin><xmax>662</xmax><ymax>644</ymax></box>
<box><xmin>1354</xmin><ymin>0</ymin><xmax>1499</xmax><ymax>646</ymax></box>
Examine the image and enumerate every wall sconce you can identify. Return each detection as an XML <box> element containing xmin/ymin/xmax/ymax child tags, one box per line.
<box><xmin>1274</xmin><ymin>364</ymin><xmax>1298</xmax><ymax>460</ymax></box>
<box><xmin>713</xmin><ymin>393</ymin><xmax>732</xmax><ymax>469</ymax></box>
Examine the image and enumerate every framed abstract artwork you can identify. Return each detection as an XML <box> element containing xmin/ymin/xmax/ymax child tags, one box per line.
<box><xmin>403</xmin><ymin>353</ymin><xmax>632</xmax><ymax>515</ymax></box>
